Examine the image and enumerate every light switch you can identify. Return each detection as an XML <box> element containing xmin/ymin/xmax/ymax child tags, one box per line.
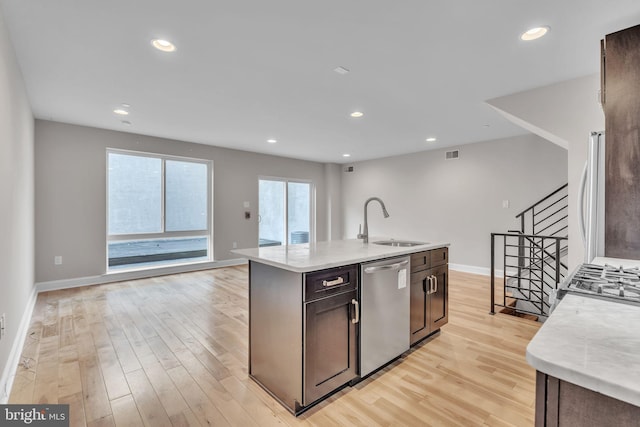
<box><xmin>243</xmin><ymin>201</ymin><xmax>250</xmax><ymax>208</ymax></box>
<box><xmin>502</xmin><ymin>200</ymin><xmax>510</xmax><ymax>209</ymax></box>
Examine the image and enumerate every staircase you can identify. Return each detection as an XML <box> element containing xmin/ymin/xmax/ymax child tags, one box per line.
<box><xmin>490</xmin><ymin>184</ymin><xmax>568</xmax><ymax>320</ymax></box>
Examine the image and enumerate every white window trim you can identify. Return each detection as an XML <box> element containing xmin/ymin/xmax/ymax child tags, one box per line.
<box><xmin>106</xmin><ymin>148</ymin><xmax>214</xmax><ymax>272</ymax></box>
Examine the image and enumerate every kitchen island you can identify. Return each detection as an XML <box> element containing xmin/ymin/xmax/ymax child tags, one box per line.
<box><xmin>232</xmin><ymin>238</ymin><xmax>449</xmax><ymax>273</ymax></box>
<box><xmin>232</xmin><ymin>238</ymin><xmax>450</xmax><ymax>414</ymax></box>
<box><xmin>526</xmin><ymin>294</ymin><xmax>640</xmax><ymax>426</ymax></box>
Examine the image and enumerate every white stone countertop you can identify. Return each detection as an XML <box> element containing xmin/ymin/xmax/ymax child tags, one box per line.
<box><xmin>231</xmin><ymin>238</ymin><xmax>449</xmax><ymax>273</ymax></box>
<box><xmin>526</xmin><ymin>294</ymin><xmax>640</xmax><ymax>407</ymax></box>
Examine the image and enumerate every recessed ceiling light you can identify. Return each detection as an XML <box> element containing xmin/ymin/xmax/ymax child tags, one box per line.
<box><xmin>113</xmin><ymin>109</ymin><xmax>129</xmax><ymax>115</ymax></box>
<box><xmin>343</xmin><ymin>153</ymin><xmax>351</xmax><ymax>157</ymax></box>
<box><xmin>426</xmin><ymin>137</ymin><xmax>437</xmax><ymax>142</ymax></box>
<box><xmin>521</xmin><ymin>26</ymin><xmax>549</xmax><ymax>41</ymax></box>
<box><xmin>121</xmin><ymin>103</ymin><xmax>131</xmax><ymax>108</ymax></box>
<box><xmin>267</xmin><ymin>139</ymin><xmax>277</xmax><ymax>144</ymax></box>
<box><xmin>151</xmin><ymin>39</ymin><xmax>177</xmax><ymax>52</ymax></box>
<box><xmin>350</xmin><ymin>111</ymin><xmax>364</xmax><ymax>118</ymax></box>
<box><xmin>334</xmin><ymin>66</ymin><xmax>350</xmax><ymax>75</ymax></box>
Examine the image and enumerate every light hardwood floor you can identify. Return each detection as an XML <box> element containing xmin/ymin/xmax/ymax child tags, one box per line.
<box><xmin>9</xmin><ymin>267</ymin><xmax>540</xmax><ymax>426</ymax></box>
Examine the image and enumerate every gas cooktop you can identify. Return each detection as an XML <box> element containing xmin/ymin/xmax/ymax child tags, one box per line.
<box><xmin>560</xmin><ymin>263</ymin><xmax>640</xmax><ymax>305</ymax></box>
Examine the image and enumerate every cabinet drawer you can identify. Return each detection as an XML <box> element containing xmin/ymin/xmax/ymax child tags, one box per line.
<box><xmin>411</xmin><ymin>248</ymin><xmax>448</xmax><ymax>273</ymax></box>
<box><xmin>410</xmin><ymin>251</ymin><xmax>431</xmax><ymax>273</ymax></box>
<box><xmin>304</xmin><ymin>264</ymin><xmax>358</xmax><ymax>302</ymax></box>
<box><xmin>431</xmin><ymin>247</ymin><xmax>448</xmax><ymax>267</ymax></box>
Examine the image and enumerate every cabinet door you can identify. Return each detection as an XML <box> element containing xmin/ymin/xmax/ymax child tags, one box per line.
<box><xmin>604</xmin><ymin>24</ymin><xmax>640</xmax><ymax>259</ymax></box>
<box><xmin>304</xmin><ymin>290</ymin><xmax>357</xmax><ymax>405</ymax></box>
<box><xmin>410</xmin><ymin>270</ymin><xmax>430</xmax><ymax>345</ymax></box>
<box><xmin>429</xmin><ymin>264</ymin><xmax>448</xmax><ymax>330</ymax></box>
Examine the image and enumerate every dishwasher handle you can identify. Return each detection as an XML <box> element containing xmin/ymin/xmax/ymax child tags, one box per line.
<box><xmin>363</xmin><ymin>259</ymin><xmax>409</xmax><ymax>274</ymax></box>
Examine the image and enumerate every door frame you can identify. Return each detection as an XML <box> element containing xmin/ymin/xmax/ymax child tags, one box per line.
<box><xmin>258</xmin><ymin>176</ymin><xmax>316</xmax><ymax>246</ymax></box>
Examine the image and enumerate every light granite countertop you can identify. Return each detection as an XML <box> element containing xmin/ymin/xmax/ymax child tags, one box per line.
<box><xmin>526</xmin><ymin>293</ymin><xmax>640</xmax><ymax>407</ymax></box>
<box><xmin>231</xmin><ymin>238</ymin><xmax>449</xmax><ymax>273</ymax></box>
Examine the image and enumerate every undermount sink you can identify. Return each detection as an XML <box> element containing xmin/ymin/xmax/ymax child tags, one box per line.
<box><xmin>373</xmin><ymin>240</ymin><xmax>428</xmax><ymax>247</ymax></box>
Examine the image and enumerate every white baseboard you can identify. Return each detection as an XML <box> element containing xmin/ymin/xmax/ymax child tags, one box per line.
<box><xmin>36</xmin><ymin>258</ymin><xmax>247</xmax><ymax>293</ymax></box>
<box><xmin>0</xmin><ymin>286</ymin><xmax>38</xmax><ymax>404</ymax></box>
<box><xmin>449</xmin><ymin>263</ymin><xmax>491</xmax><ymax>276</ymax></box>
<box><xmin>1</xmin><ymin>258</ymin><xmax>248</xmax><ymax>402</ymax></box>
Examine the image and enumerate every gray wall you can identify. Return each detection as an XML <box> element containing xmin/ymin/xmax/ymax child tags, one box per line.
<box><xmin>487</xmin><ymin>74</ymin><xmax>604</xmax><ymax>270</ymax></box>
<box><xmin>34</xmin><ymin>120</ymin><xmax>334</xmax><ymax>283</ymax></box>
<box><xmin>342</xmin><ymin>134</ymin><xmax>568</xmax><ymax>271</ymax></box>
<box><xmin>0</xmin><ymin>11</ymin><xmax>34</xmax><ymax>400</ymax></box>
<box><xmin>324</xmin><ymin>163</ymin><xmax>343</xmax><ymax>240</ymax></box>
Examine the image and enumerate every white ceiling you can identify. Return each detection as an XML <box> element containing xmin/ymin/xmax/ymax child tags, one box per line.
<box><xmin>1</xmin><ymin>1</ymin><xmax>640</xmax><ymax>163</ymax></box>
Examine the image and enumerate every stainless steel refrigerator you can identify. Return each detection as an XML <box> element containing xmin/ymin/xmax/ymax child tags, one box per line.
<box><xmin>579</xmin><ymin>131</ymin><xmax>606</xmax><ymax>263</ymax></box>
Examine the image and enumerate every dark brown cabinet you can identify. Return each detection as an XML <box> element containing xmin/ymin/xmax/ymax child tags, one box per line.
<box><xmin>410</xmin><ymin>247</ymin><xmax>448</xmax><ymax>345</ymax></box>
<box><xmin>249</xmin><ymin>262</ymin><xmax>358</xmax><ymax>415</ymax></box>
<box><xmin>535</xmin><ymin>371</ymin><xmax>640</xmax><ymax>427</ymax></box>
<box><xmin>303</xmin><ymin>265</ymin><xmax>358</xmax><ymax>406</ymax></box>
<box><xmin>249</xmin><ymin>248</ymin><xmax>448</xmax><ymax>414</ymax></box>
<box><xmin>602</xmin><ymin>24</ymin><xmax>640</xmax><ymax>259</ymax></box>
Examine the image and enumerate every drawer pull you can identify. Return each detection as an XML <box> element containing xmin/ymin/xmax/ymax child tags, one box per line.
<box><xmin>322</xmin><ymin>277</ymin><xmax>345</xmax><ymax>287</ymax></box>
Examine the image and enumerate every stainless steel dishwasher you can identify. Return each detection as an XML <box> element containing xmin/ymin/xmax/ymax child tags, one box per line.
<box><xmin>360</xmin><ymin>255</ymin><xmax>410</xmax><ymax>377</ymax></box>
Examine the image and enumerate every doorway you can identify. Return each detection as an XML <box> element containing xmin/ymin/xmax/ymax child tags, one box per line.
<box><xmin>258</xmin><ymin>178</ymin><xmax>314</xmax><ymax>246</ymax></box>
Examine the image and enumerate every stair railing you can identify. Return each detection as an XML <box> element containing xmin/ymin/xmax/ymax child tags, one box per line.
<box><xmin>490</xmin><ymin>183</ymin><xmax>569</xmax><ymax>318</ymax></box>
<box><xmin>490</xmin><ymin>233</ymin><xmax>567</xmax><ymax>317</ymax></box>
<box><xmin>515</xmin><ymin>183</ymin><xmax>568</xmax><ymax>238</ymax></box>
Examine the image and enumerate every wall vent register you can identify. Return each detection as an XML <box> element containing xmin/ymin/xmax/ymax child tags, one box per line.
<box><xmin>445</xmin><ymin>150</ymin><xmax>459</xmax><ymax>160</ymax></box>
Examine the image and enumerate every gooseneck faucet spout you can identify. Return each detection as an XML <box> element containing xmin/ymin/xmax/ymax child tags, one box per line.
<box><xmin>357</xmin><ymin>197</ymin><xmax>390</xmax><ymax>243</ymax></box>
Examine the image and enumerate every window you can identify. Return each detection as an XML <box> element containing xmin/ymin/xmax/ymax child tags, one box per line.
<box><xmin>259</xmin><ymin>178</ymin><xmax>313</xmax><ymax>247</ymax></box>
<box><xmin>107</xmin><ymin>150</ymin><xmax>212</xmax><ymax>271</ymax></box>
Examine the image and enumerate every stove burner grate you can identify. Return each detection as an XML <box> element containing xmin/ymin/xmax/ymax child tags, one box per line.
<box><xmin>564</xmin><ymin>264</ymin><xmax>640</xmax><ymax>303</ymax></box>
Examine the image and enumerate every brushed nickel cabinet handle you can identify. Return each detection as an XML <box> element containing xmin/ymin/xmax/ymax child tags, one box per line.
<box><xmin>429</xmin><ymin>275</ymin><xmax>436</xmax><ymax>294</ymax></box>
<box><xmin>322</xmin><ymin>277</ymin><xmax>345</xmax><ymax>287</ymax></box>
<box><xmin>351</xmin><ymin>299</ymin><xmax>359</xmax><ymax>324</ymax></box>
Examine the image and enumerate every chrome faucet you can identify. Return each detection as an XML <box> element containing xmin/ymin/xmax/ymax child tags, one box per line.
<box><xmin>357</xmin><ymin>197</ymin><xmax>390</xmax><ymax>243</ymax></box>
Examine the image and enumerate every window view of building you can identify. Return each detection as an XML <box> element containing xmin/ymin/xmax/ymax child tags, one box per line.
<box><xmin>259</xmin><ymin>178</ymin><xmax>313</xmax><ymax>247</ymax></box>
<box><xmin>107</xmin><ymin>150</ymin><xmax>211</xmax><ymax>270</ymax></box>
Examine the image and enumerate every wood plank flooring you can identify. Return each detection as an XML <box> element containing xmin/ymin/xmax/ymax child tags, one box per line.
<box><xmin>9</xmin><ymin>267</ymin><xmax>541</xmax><ymax>426</ymax></box>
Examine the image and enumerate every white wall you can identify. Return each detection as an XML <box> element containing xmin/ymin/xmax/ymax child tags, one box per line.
<box><xmin>34</xmin><ymin>120</ymin><xmax>338</xmax><ymax>284</ymax></box>
<box><xmin>487</xmin><ymin>74</ymin><xmax>604</xmax><ymax>270</ymax></box>
<box><xmin>342</xmin><ymin>134</ymin><xmax>568</xmax><ymax>272</ymax></box>
<box><xmin>0</xmin><ymin>11</ymin><xmax>35</xmax><ymax>402</ymax></box>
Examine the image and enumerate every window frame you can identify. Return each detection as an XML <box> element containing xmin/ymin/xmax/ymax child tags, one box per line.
<box><xmin>106</xmin><ymin>148</ymin><xmax>213</xmax><ymax>271</ymax></box>
<box><xmin>258</xmin><ymin>176</ymin><xmax>316</xmax><ymax>246</ymax></box>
